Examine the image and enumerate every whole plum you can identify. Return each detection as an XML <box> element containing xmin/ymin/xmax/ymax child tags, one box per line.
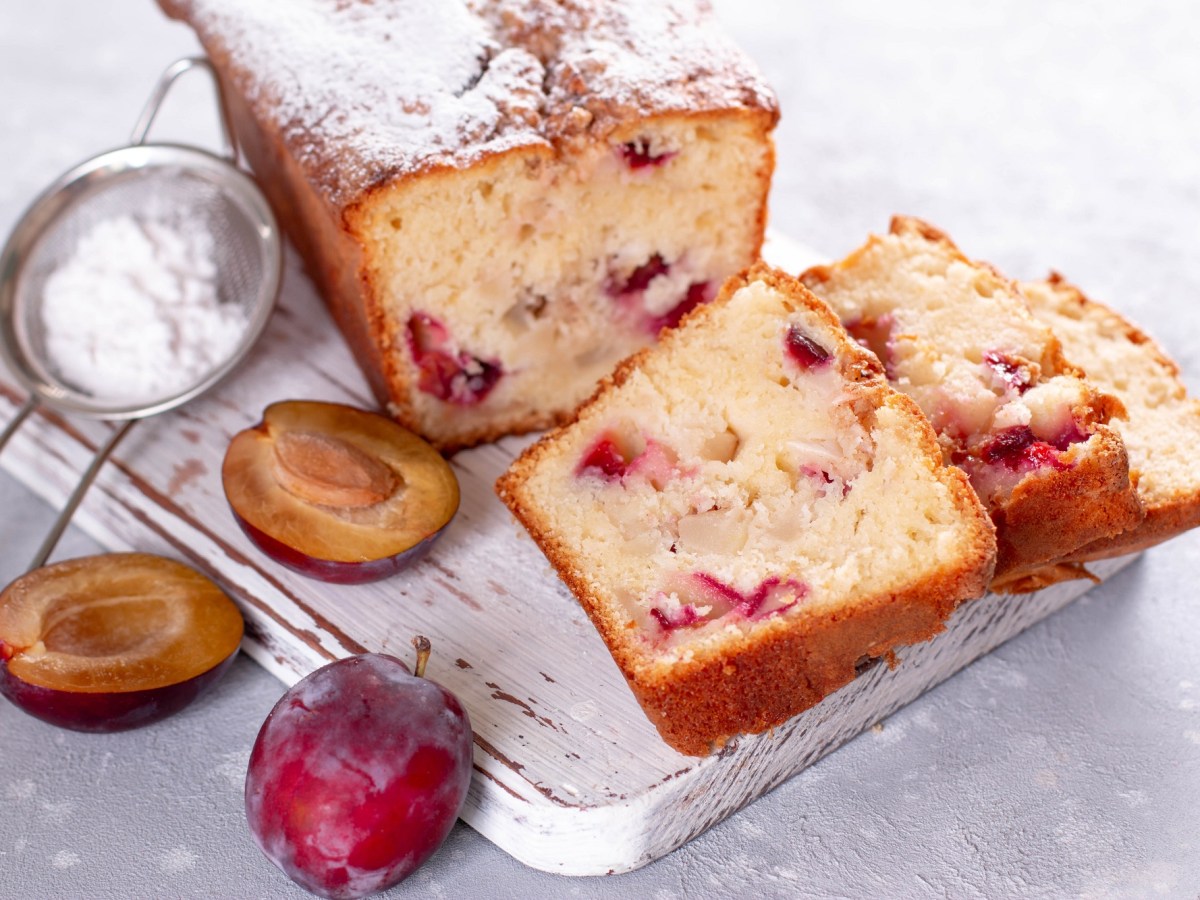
<box><xmin>245</xmin><ymin>639</ymin><xmax>472</xmax><ymax>899</ymax></box>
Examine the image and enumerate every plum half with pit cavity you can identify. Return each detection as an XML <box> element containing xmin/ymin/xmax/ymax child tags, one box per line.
<box><xmin>222</xmin><ymin>400</ymin><xmax>459</xmax><ymax>584</ymax></box>
<box><xmin>0</xmin><ymin>553</ymin><xmax>243</xmax><ymax>732</ymax></box>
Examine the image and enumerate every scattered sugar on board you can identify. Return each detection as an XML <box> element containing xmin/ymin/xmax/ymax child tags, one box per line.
<box><xmin>40</xmin><ymin>214</ymin><xmax>247</xmax><ymax>403</ymax></box>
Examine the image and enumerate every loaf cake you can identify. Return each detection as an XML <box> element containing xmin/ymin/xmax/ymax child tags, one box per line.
<box><xmin>497</xmin><ymin>264</ymin><xmax>996</xmax><ymax>755</ymax></box>
<box><xmin>159</xmin><ymin>0</ymin><xmax>779</xmax><ymax>451</ymax></box>
<box><xmin>799</xmin><ymin>217</ymin><xmax>1142</xmax><ymax>589</ymax></box>
<box><xmin>1021</xmin><ymin>274</ymin><xmax>1200</xmax><ymax>559</ymax></box>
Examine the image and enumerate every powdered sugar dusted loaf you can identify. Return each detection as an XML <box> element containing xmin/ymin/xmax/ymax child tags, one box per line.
<box><xmin>497</xmin><ymin>265</ymin><xmax>996</xmax><ymax>755</ymax></box>
<box><xmin>159</xmin><ymin>0</ymin><xmax>778</xmax><ymax>449</ymax></box>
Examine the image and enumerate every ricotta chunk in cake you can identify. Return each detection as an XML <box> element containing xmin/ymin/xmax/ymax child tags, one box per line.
<box><xmin>1022</xmin><ymin>274</ymin><xmax>1200</xmax><ymax>559</ymax></box>
<box><xmin>159</xmin><ymin>0</ymin><xmax>778</xmax><ymax>450</ymax></box>
<box><xmin>497</xmin><ymin>265</ymin><xmax>996</xmax><ymax>755</ymax></box>
<box><xmin>800</xmin><ymin>217</ymin><xmax>1143</xmax><ymax>590</ymax></box>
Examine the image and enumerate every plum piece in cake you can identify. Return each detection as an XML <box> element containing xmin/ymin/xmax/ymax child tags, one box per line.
<box><xmin>800</xmin><ymin>217</ymin><xmax>1143</xmax><ymax>590</ymax></box>
<box><xmin>159</xmin><ymin>0</ymin><xmax>778</xmax><ymax>451</ymax></box>
<box><xmin>496</xmin><ymin>264</ymin><xmax>996</xmax><ymax>756</ymax></box>
<box><xmin>1021</xmin><ymin>274</ymin><xmax>1200</xmax><ymax>559</ymax></box>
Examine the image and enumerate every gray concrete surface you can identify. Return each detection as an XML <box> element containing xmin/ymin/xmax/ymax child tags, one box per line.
<box><xmin>1</xmin><ymin>1</ymin><xmax>1198</xmax><ymax>897</ymax></box>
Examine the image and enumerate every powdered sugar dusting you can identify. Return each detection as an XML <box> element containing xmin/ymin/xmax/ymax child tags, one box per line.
<box><xmin>51</xmin><ymin>850</ymin><xmax>80</xmax><ymax>869</ymax></box>
<box><xmin>5</xmin><ymin>779</ymin><xmax>36</xmax><ymax>801</ymax></box>
<box><xmin>164</xmin><ymin>0</ymin><xmax>776</xmax><ymax>206</ymax></box>
<box><xmin>158</xmin><ymin>846</ymin><xmax>200</xmax><ymax>874</ymax></box>
<box><xmin>41</xmin><ymin>213</ymin><xmax>248</xmax><ymax>403</ymax></box>
<box><xmin>212</xmin><ymin>749</ymin><xmax>252</xmax><ymax>790</ymax></box>
<box><xmin>183</xmin><ymin>0</ymin><xmax>544</xmax><ymax>203</ymax></box>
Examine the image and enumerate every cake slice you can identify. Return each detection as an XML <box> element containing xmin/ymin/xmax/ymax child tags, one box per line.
<box><xmin>497</xmin><ymin>264</ymin><xmax>996</xmax><ymax>755</ymax></box>
<box><xmin>1021</xmin><ymin>274</ymin><xmax>1200</xmax><ymax>559</ymax></box>
<box><xmin>160</xmin><ymin>0</ymin><xmax>778</xmax><ymax>451</ymax></box>
<box><xmin>799</xmin><ymin>217</ymin><xmax>1142</xmax><ymax>589</ymax></box>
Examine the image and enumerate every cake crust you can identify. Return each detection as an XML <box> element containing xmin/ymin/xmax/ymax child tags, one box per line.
<box><xmin>987</xmin><ymin>425</ymin><xmax>1136</xmax><ymax>587</ymax></box>
<box><xmin>498</xmin><ymin>263</ymin><xmax>996</xmax><ymax>755</ymax></box>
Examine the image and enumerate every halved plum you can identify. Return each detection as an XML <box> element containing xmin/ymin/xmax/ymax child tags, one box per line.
<box><xmin>0</xmin><ymin>553</ymin><xmax>243</xmax><ymax>732</ymax></box>
<box><xmin>223</xmin><ymin>400</ymin><xmax>459</xmax><ymax>584</ymax></box>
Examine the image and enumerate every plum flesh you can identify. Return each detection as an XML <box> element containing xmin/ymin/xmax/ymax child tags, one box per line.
<box><xmin>245</xmin><ymin>646</ymin><xmax>473</xmax><ymax>899</ymax></box>
<box><xmin>223</xmin><ymin>400</ymin><xmax>459</xmax><ymax>583</ymax></box>
<box><xmin>0</xmin><ymin>553</ymin><xmax>243</xmax><ymax>732</ymax></box>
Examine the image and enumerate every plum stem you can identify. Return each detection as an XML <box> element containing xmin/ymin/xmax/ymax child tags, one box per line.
<box><xmin>411</xmin><ymin>635</ymin><xmax>431</xmax><ymax>679</ymax></box>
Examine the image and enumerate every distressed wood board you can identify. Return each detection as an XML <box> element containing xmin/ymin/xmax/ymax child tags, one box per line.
<box><xmin>0</xmin><ymin>231</ymin><xmax>1135</xmax><ymax>876</ymax></box>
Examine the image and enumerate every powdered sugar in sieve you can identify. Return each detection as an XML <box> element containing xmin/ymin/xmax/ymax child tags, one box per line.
<box><xmin>39</xmin><ymin>206</ymin><xmax>248</xmax><ymax>404</ymax></box>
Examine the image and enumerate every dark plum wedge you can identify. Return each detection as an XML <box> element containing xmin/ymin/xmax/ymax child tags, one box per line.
<box><xmin>245</xmin><ymin>639</ymin><xmax>473</xmax><ymax>899</ymax></box>
<box><xmin>784</xmin><ymin>324</ymin><xmax>833</xmax><ymax>370</ymax></box>
<box><xmin>223</xmin><ymin>400</ymin><xmax>459</xmax><ymax>584</ymax></box>
<box><xmin>605</xmin><ymin>254</ymin><xmax>712</xmax><ymax>336</ymax></box>
<box><xmin>618</xmin><ymin>139</ymin><xmax>678</xmax><ymax>170</ymax></box>
<box><xmin>406</xmin><ymin>312</ymin><xmax>502</xmax><ymax>406</ymax></box>
<box><xmin>979</xmin><ymin>425</ymin><xmax>1070</xmax><ymax>473</ymax></box>
<box><xmin>0</xmin><ymin>553</ymin><xmax>243</xmax><ymax>732</ymax></box>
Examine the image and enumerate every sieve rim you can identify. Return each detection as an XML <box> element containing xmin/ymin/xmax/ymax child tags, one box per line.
<box><xmin>0</xmin><ymin>141</ymin><xmax>282</xmax><ymax>420</ymax></box>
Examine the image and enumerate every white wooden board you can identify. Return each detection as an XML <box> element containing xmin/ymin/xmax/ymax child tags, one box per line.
<box><xmin>0</xmin><ymin>232</ymin><xmax>1133</xmax><ymax>875</ymax></box>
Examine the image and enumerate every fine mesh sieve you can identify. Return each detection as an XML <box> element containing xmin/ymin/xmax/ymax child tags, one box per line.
<box><xmin>0</xmin><ymin>57</ymin><xmax>281</xmax><ymax>570</ymax></box>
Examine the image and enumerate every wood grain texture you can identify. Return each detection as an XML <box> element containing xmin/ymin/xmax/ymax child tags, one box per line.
<box><xmin>0</xmin><ymin>233</ymin><xmax>1131</xmax><ymax>875</ymax></box>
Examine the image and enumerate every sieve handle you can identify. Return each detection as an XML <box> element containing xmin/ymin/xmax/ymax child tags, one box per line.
<box><xmin>130</xmin><ymin>56</ymin><xmax>239</xmax><ymax>163</ymax></box>
<box><xmin>27</xmin><ymin>420</ymin><xmax>135</xmax><ymax>572</ymax></box>
<box><xmin>0</xmin><ymin>396</ymin><xmax>37</xmax><ymax>457</ymax></box>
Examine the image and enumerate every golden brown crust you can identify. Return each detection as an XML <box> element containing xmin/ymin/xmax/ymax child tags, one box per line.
<box><xmin>212</xmin><ymin>44</ymin><xmax>398</xmax><ymax>413</ymax></box>
<box><xmin>1069</xmin><ymin>497</ymin><xmax>1200</xmax><ymax>561</ymax></box>
<box><xmin>1042</xmin><ymin>272</ymin><xmax>1183</xmax><ymax>378</ymax></box>
<box><xmin>497</xmin><ymin>264</ymin><xmax>996</xmax><ymax>755</ymax></box>
<box><xmin>989</xmin><ymin>561</ymin><xmax>1099</xmax><ymax>595</ymax></box>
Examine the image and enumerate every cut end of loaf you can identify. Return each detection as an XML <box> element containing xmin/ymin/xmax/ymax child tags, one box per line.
<box><xmin>355</xmin><ymin>112</ymin><xmax>775</xmax><ymax>450</ymax></box>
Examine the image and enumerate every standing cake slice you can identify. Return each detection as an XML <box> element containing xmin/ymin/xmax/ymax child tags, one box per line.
<box><xmin>497</xmin><ymin>264</ymin><xmax>995</xmax><ymax>756</ymax></box>
<box><xmin>159</xmin><ymin>0</ymin><xmax>778</xmax><ymax>451</ymax></box>
<box><xmin>800</xmin><ymin>217</ymin><xmax>1142</xmax><ymax>589</ymax></box>
<box><xmin>1021</xmin><ymin>274</ymin><xmax>1200</xmax><ymax>559</ymax></box>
